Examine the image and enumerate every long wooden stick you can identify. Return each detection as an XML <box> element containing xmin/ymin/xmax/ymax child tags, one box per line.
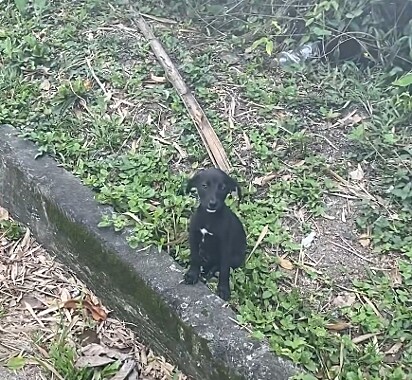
<box><xmin>126</xmin><ymin>12</ymin><xmax>232</xmax><ymax>173</ymax></box>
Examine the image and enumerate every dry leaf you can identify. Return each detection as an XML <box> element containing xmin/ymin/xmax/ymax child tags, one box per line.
<box><xmin>228</xmin><ymin>115</ymin><xmax>235</xmax><ymax>130</ymax></box>
<box><xmin>131</xmin><ymin>139</ymin><xmax>140</xmax><ymax>153</ymax></box>
<box><xmin>278</xmin><ymin>257</ymin><xmax>294</xmax><ymax>270</ymax></box>
<box><xmin>349</xmin><ymin>113</ymin><xmax>363</xmax><ymax>125</ymax></box>
<box><xmin>106</xmin><ymin>349</ymin><xmax>130</xmax><ymax>361</ymax></box>
<box><xmin>79</xmin><ymin>328</ymin><xmax>100</xmax><ymax>346</ymax></box>
<box><xmin>0</xmin><ymin>206</ymin><xmax>9</xmax><ymax>221</ymax></box>
<box><xmin>63</xmin><ymin>299</ymin><xmax>108</xmax><ymax>321</ymax></box>
<box><xmin>75</xmin><ymin>355</ymin><xmax>115</xmax><ymax>369</ymax></box>
<box><xmin>126</xmin><ymin>369</ymin><xmax>139</xmax><ymax>380</ymax></box>
<box><xmin>242</xmin><ymin>132</ymin><xmax>251</xmax><ymax>151</ymax></box>
<box><xmin>332</xmin><ymin>110</ymin><xmax>364</xmax><ymax>128</ymax></box>
<box><xmin>20</xmin><ymin>295</ymin><xmax>45</xmax><ymax>310</ymax></box>
<box><xmin>85</xmin><ymin>293</ymin><xmax>99</xmax><ymax>306</ymax></box>
<box><xmin>110</xmin><ymin>359</ymin><xmax>135</xmax><ymax>380</ymax></box>
<box><xmin>352</xmin><ymin>333</ymin><xmax>379</xmax><ymax>344</ymax></box>
<box><xmin>220</xmin><ymin>52</ymin><xmax>239</xmax><ymax>65</ymax></box>
<box><xmin>80</xmin><ymin>344</ymin><xmax>130</xmax><ymax>361</ymax></box>
<box><xmin>85</xmin><ymin>300</ymin><xmax>107</xmax><ymax>321</ymax></box>
<box><xmin>140</xmin><ymin>349</ymin><xmax>148</xmax><ymax>366</ymax></box>
<box><xmin>81</xmin><ymin>343</ymin><xmax>107</xmax><ymax>356</ymax></box>
<box><xmin>325</xmin><ymin>322</ymin><xmax>351</xmax><ymax>331</ymax></box>
<box><xmin>340</xmin><ymin>112</ymin><xmax>363</xmax><ymax>127</ymax></box>
<box><xmin>358</xmin><ymin>235</ymin><xmax>370</xmax><ymax>247</ymax></box>
<box><xmin>60</xmin><ymin>288</ymin><xmax>71</xmax><ymax>302</ymax></box>
<box><xmin>281</xmin><ymin>174</ymin><xmax>292</xmax><ymax>181</ymax></box>
<box><xmin>173</xmin><ymin>142</ymin><xmax>188</xmax><ymax>159</ymax></box>
<box><xmin>11</xmin><ymin>263</ymin><xmax>18</xmax><ymax>283</ymax></box>
<box><xmin>84</xmin><ymin>79</ymin><xmax>93</xmax><ymax>90</ymax></box>
<box><xmin>292</xmin><ymin>160</ymin><xmax>306</xmax><ymax>167</ymax></box>
<box><xmin>349</xmin><ymin>164</ymin><xmax>364</xmax><ymax>181</ymax></box>
<box><xmin>341</xmin><ymin>208</ymin><xmax>347</xmax><ymax>223</ymax></box>
<box><xmin>389</xmin><ymin>213</ymin><xmax>400</xmax><ymax>221</ymax></box>
<box><xmin>301</xmin><ymin>231</ymin><xmax>316</xmax><ymax>248</ymax></box>
<box><xmin>247</xmin><ymin>225</ymin><xmax>269</xmax><ymax>261</ymax></box>
<box><xmin>332</xmin><ymin>293</ymin><xmax>356</xmax><ymax>308</ymax></box>
<box><xmin>383</xmin><ymin>351</ymin><xmax>403</xmax><ymax>364</ymax></box>
<box><xmin>147</xmin><ymin>74</ymin><xmax>167</xmax><ymax>84</ymax></box>
<box><xmin>21</xmin><ymin>228</ymin><xmax>31</xmax><ymax>248</ymax></box>
<box><xmin>253</xmin><ymin>173</ymin><xmax>277</xmax><ymax>186</ymax></box>
<box><xmin>39</xmin><ymin>79</ymin><xmax>51</xmax><ymax>91</ymax></box>
<box><xmin>122</xmin><ymin>212</ymin><xmax>142</xmax><ymax>224</ymax></box>
<box><xmin>362</xmin><ymin>295</ymin><xmax>382</xmax><ymax>319</ymax></box>
<box><xmin>385</xmin><ymin>342</ymin><xmax>403</xmax><ymax>355</ymax></box>
<box><xmin>63</xmin><ymin>299</ymin><xmax>80</xmax><ymax>309</ymax></box>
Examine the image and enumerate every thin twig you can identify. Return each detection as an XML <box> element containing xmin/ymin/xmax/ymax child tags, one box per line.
<box><xmin>330</xmin><ymin>109</ymin><xmax>357</xmax><ymax>128</ymax></box>
<box><xmin>326</xmin><ymin>191</ymin><xmax>360</xmax><ymax>200</ymax></box>
<box><xmin>140</xmin><ymin>13</ymin><xmax>178</xmax><ymax>24</ymax></box>
<box><xmin>312</xmin><ymin>133</ymin><xmax>339</xmax><ymax>150</ymax></box>
<box><xmin>85</xmin><ymin>57</ymin><xmax>111</xmax><ymax>99</ymax></box>
<box><xmin>334</xmin><ymin>283</ymin><xmax>366</xmax><ymax>295</ymax></box>
<box><xmin>228</xmin><ymin>317</ymin><xmax>253</xmax><ymax>333</ymax></box>
<box><xmin>325</xmin><ymin>167</ymin><xmax>350</xmax><ymax>186</ymax></box>
<box><xmin>152</xmin><ymin>136</ymin><xmax>188</xmax><ymax>159</ymax></box>
<box><xmin>294</xmin><ymin>247</ymin><xmax>305</xmax><ymax>285</ymax></box>
<box><xmin>329</xmin><ymin>239</ymin><xmax>375</xmax><ymax>264</ymax></box>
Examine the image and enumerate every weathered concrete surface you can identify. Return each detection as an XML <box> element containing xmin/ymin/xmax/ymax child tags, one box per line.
<box><xmin>0</xmin><ymin>125</ymin><xmax>298</xmax><ymax>380</ymax></box>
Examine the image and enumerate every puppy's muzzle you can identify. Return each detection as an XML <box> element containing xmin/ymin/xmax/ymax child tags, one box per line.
<box><xmin>207</xmin><ymin>200</ymin><xmax>217</xmax><ymax>213</ymax></box>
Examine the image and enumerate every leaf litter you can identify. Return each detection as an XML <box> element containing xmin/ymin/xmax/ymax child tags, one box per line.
<box><xmin>0</xmin><ymin>208</ymin><xmax>188</xmax><ymax>380</ymax></box>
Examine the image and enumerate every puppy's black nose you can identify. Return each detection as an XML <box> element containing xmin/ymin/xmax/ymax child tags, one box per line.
<box><xmin>208</xmin><ymin>200</ymin><xmax>217</xmax><ymax>208</ymax></box>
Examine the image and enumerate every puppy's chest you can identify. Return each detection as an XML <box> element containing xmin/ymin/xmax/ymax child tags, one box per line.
<box><xmin>199</xmin><ymin>226</ymin><xmax>215</xmax><ymax>243</ymax></box>
<box><xmin>198</xmin><ymin>226</ymin><xmax>218</xmax><ymax>261</ymax></box>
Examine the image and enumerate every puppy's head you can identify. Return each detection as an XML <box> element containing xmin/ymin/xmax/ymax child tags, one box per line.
<box><xmin>186</xmin><ymin>168</ymin><xmax>241</xmax><ymax>214</ymax></box>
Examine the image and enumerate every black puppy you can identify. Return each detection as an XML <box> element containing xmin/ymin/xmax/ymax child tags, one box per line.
<box><xmin>184</xmin><ymin>167</ymin><xmax>246</xmax><ymax>301</ymax></box>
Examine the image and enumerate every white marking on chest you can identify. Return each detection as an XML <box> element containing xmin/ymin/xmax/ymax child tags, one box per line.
<box><xmin>200</xmin><ymin>228</ymin><xmax>213</xmax><ymax>242</ymax></box>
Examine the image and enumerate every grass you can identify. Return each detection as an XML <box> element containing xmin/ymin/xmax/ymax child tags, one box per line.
<box><xmin>44</xmin><ymin>330</ymin><xmax>121</xmax><ymax>380</ymax></box>
<box><xmin>28</xmin><ymin>329</ymin><xmax>120</xmax><ymax>380</ymax></box>
<box><xmin>0</xmin><ymin>219</ymin><xmax>24</xmax><ymax>240</ymax></box>
<box><xmin>1</xmin><ymin>0</ymin><xmax>412</xmax><ymax>379</ymax></box>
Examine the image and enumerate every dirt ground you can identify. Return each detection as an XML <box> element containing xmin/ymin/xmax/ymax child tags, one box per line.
<box><xmin>0</xmin><ymin>206</ymin><xmax>187</xmax><ymax>380</ymax></box>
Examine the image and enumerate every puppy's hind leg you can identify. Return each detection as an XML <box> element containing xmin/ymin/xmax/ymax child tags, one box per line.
<box><xmin>230</xmin><ymin>240</ymin><xmax>247</xmax><ymax>270</ymax></box>
<box><xmin>202</xmin><ymin>264</ymin><xmax>219</xmax><ymax>280</ymax></box>
<box><xmin>217</xmin><ymin>260</ymin><xmax>231</xmax><ymax>301</ymax></box>
<box><xmin>230</xmin><ymin>251</ymin><xmax>246</xmax><ymax>270</ymax></box>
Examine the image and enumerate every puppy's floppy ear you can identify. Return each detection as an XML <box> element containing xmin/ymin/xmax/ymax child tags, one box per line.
<box><xmin>186</xmin><ymin>178</ymin><xmax>195</xmax><ymax>194</ymax></box>
<box><xmin>186</xmin><ymin>170</ymin><xmax>203</xmax><ymax>194</ymax></box>
<box><xmin>226</xmin><ymin>175</ymin><xmax>242</xmax><ymax>203</ymax></box>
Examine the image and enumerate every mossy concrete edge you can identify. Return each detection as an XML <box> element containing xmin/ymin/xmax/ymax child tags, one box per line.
<box><xmin>0</xmin><ymin>124</ymin><xmax>298</xmax><ymax>380</ymax></box>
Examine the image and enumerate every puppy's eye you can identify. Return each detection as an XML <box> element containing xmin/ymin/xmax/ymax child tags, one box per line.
<box><xmin>202</xmin><ymin>183</ymin><xmax>208</xmax><ymax>189</ymax></box>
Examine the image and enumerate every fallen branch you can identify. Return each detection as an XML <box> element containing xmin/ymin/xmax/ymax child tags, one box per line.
<box><xmin>122</xmin><ymin>12</ymin><xmax>231</xmax><ymax>172</ymax></box>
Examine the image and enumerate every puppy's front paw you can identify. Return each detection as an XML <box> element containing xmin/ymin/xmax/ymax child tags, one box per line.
<box><xmin>217</xmin><ymin>286</ymin><xmax>231</xmax><ymax>301</ymax></box>
<box><xmin>184</xmin><ymin>269</ymin><xmax>199</xmax><ymax>285</ymax></box>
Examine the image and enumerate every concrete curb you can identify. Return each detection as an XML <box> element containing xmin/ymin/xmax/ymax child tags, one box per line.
<box><xmin>0</xmin><ymin>125</ymin><xmax>298</xmax><ymax>380</ymax></box>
